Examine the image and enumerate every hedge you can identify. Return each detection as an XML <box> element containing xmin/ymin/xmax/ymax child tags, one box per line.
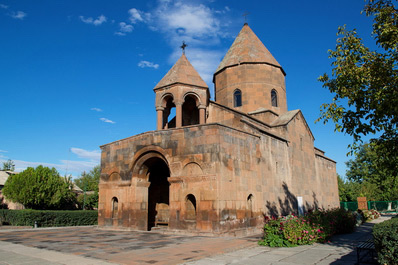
<box><xmin>0</xmin><ymin>209</ymin><xmax>98</xmax><ymax>227</ymax></box>
<box><xmin>373</xmin><ymin>216</ymin><xmax>398</xmax><ymax>265</ymax></box>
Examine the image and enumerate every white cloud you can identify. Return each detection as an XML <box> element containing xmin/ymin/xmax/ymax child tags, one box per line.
<box><xmin>127</xmin><ymin>1</ymin><xmax>236</xmax><ymax>87</ymax></box>
<box><xmin>0</xmin><ymin>150</ymin><xmax>7</xmax><ymax>153</ymax></box>
<box><xmin>128</xmin><ymin>8</ymin><xmax>150</xmax><ymax>24</ymax></box>
<box><xmin>70</xmin><ymin>147</ymin><xmax>101</xmax><ymax>161</ymax></box>
<box><xmin>79</xmin><ymin>15</ymin><xmax>107</xmax><ymax>26</ymax></box>
<box><xmin>100</xmin><ymin>117</ymin><xmax>116</xmax><ymax>124</ymax></box>
<box><xmin>138</xmin><ymin>60</ymin><xmax>159</xmax><ymax>69</ymax></box>
<box><xmin>91</xmin><ymin>107</ymin><xmax>102</xmax><ymax>112</ymax></box>
<box><xmin>115</xmin><ymin>22</ymin><xmax>133</xmax><ymax>36</ymax></box>
<box><xmin>0</xmin><ymin>4</ymin><xmax>8</xmax><ymax>9</ymax></box>
<box><xmin>10</xmin><ymin>11</ymin><xmax>26</xmax><ymax>20</ymax></box>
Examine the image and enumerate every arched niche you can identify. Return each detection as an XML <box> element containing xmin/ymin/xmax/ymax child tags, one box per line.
<box><xmin>185</xmin><ymin>194</ymin><xmax>197</xmax><ymax>221</ymax></box>
<box><xmin>111</xmin><ymin>197</ymin><xmax>118</xmax><ymax>219</ymax></box>
<box><xmin>182</xmin><ymin>162</ymin><xmax>203</xmax><ymax>176</ymax></box>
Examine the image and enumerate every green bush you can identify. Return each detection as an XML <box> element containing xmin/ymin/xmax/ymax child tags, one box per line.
<box><xmin>258</xmin><ymin>215</ymin><xmax>327</xmax><ymax>247</ymax></box>
<box><xmin>0</xmin><ymin>209</ymin><xmax>97</xmax><ymax>227</ymax></box>
<box><xmin>259</xmin><ymin>208</ymin><xmax>357</xmax><ymax>247</ymax></box>
<box><xmin>373</xmin><ymin>217</ymin><xmax>398</xmax><ymax>265</ymax></box>
<box><xmin>305</xmin><ymin>208</ymin><xmax>356</xmax><ymax>236</ymax></box>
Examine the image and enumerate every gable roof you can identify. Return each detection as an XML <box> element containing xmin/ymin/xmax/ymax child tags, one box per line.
<box><xmin>215</xmin><ymin>23</ymin><xmax>284</xmax><ymax>75</ymax></box>
<box><xmin>154</xmin><ymin>54</ymin><xmax>208</xmax><ymax>90</ymax></box>
<box><xmin>271</xmin><ymin>109</ymin><xmax>315</xmax><ymax>141</ymax></box>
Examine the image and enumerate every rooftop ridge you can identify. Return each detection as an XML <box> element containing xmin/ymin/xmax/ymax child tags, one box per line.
<box><xmin>154</xmin><ymin>54</ymin><xmax>208</xmax><ymax>90</ymax></box>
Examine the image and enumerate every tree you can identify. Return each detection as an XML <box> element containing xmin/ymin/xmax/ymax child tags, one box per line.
<box><xmin>74</xmin><ymin>165</ymin><xmax>100</xmax><ymax>210</ymax></box>
<box><xmin>74</xmin><ymin>165</ymin><xmax>100</xmax><ymax>192</ymax></box>
<box><xmin>2</xmin><ymin>159</ymin><xmax>15</xmax><ymax>171</ymax></box>
<box><xmin>346</xmin><ymin>143</ymin><xmax>398</xmax><ymax>200</ymax></box>
<box><xmin>2</xmin><ymin>165</ymin><xmax>77</xmax><ymax>210</ymax></box>
<box><xmin>318</xmin><ymin>0</ymin><xmax>397</xmax><ymax>156</ymax></box>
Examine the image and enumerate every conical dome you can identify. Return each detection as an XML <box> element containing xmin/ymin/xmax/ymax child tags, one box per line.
<box><xmin>215</xmin><ymin>23</ymin><xmax>284</xmax><ymax>75</ymax></box>
<box><xmin>154</xmin><ymin>54</ymin><xmax>208</xmax><ymax>90</ymax></box>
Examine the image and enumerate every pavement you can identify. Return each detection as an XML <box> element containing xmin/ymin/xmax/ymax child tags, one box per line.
<box><xmin>0</xmin><ymin>215</ymin><xmax>392</xmax><ymax>265</ymax></box>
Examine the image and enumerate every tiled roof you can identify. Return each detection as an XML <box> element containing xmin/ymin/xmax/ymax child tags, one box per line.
<box><xmin>216</xmin><ymin>23</ymin><xmax>282</xmax><ymax>73</ymax></box>
<box><xmin>154</xmin><ymin>54</ymin><xmax>208</xmax><ymax>90</ymax></box>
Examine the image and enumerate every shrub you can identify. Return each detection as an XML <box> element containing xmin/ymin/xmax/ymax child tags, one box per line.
<box><xmin>258</xmin><ymin>215</ymin><xmax>327</xmax><ymax>247</ymax></box>
<box><xmin>259</xmin><ymin>208</ymin><xmax>358</xmax><ymax>247</ymax></box>
<box><xmin>373</xmin><ymin>217</ymin><xmax>398</xmax><ymax>265</ymax></box>
<box><xmin>0</xmin><ymin>209</ymin><xmax>98</xmax><ymax>227</ymax></box>
<box><xmin>361</xmin><ymin>209</ymin><xmax>380</xmax><ymax>221</ymax></box>
<box><xmin>305</xmin><ymin>208</ymin><xmax>356</xmax><ymax>236</ymax></box>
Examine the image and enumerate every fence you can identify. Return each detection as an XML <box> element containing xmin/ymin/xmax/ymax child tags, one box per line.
<box><xmin>340</xmin><ymin>201</ymin><xmax>398</xmax><ymax>212</ymax></box>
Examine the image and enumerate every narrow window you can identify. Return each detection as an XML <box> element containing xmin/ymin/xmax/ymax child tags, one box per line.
<box><xmin>234</xmin><ymin>89</ymin><xmax>242</xmax><ymax>107</ymax></box>
<box><xmin>271</xmin><ymin>90</ymin><xmax>278</xmax><ymax>107</ymax></box>
<box><xmin>247</xmin><ymin>194</ymin><xmax>253</xmax><ymax>217</ymax></box>
<box><xmin>112</xmin><ymin>197</ymin><xmax>118</xmax><ymax>219</ymax></box>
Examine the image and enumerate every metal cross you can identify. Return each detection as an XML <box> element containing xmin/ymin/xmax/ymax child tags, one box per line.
<box><xmin>180</xmin><ymin>41</ymin><xmax>187</xmax><ymax>54</ymax></box>
<box><xmin>242</xmin><ymin>12</ymin><xmax>250</xmax><ymax>23</ymax></box>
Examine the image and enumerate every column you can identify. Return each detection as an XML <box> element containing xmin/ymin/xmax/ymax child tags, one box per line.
<box><xmin>199</xmin><ymin>105</ymin><xmax>206</xmax><ymax>124</ymax></box>
<box><xmin>176</xmin><ymin>103</ymin><xmax>182</xmax><ymax>128</ymax></box>
<box><xmin>156</xmin><ymin>107</ymin><xmax>164</xmax><ymax>130</ymax></box>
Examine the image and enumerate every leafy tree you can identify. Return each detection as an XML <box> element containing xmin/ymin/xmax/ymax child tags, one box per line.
<box><xmin>318</xmin><ymin>0</ymin><xmax>397</xmax><ymax>195</ymax></box>
<box><xmin>346</xmin><ymin>143</ymin><xmax>398</xmax><ymax>200</ymax></box>
<box><xmin>338</xmin><ymin>174</ymin><xmax>382</xmax><ymax>202</ymax></box>
<box><xmin>74</xmin><ymin>165</ymin><xmax>100</xmax><ymax>192</ymax></box>
<box><xmin>318</xmin><ymin>0</ymin><xmax>397</xmax><ymax>153</ymax></box>
<box><xmin>2</xmin><ymin>159</ymin><xmax>15</xmax><ymax>171</ymax></box>
<box><xmin>2</xmin><ymin>165</ymin><xmax>77</xmax><ymax>210</ymax></box>
<box><xmin>74</xmin><ymin>165</ymin><xmax>100</xmax><ymax>210</ymax></box>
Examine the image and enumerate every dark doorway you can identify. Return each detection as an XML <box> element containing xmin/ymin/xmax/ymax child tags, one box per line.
<box><xmin>146</xmin><ymin>157</ymin><xmax>170</xmax><ymax>231</ymax></box>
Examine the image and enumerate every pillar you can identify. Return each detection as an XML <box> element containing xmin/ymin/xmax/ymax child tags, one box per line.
<box><xmin>199</xmin><ymin>105</ymin><xmax>206</xmax><ymax>124</ymax></box>
<box><xmin>156</xmin><ymin>107</ymin><xmax>164</xmax><ymax>130</ymax></box>
<box><xmin>176</xmin><ymin>102</ymin><xmax>182</xmax><ymax>128</ymax></box>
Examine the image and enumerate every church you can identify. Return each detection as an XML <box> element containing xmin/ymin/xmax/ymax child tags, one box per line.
<box><xmin>98</xmin><ymin>23</ymin><xmax>339</xmax><ymax>235</ymax></box>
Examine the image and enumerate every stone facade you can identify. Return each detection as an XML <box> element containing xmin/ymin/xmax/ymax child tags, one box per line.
<box><xmin>98</xmin><ymin>24</ymin><xmax>339</xmax><ymax>235</ymax></box>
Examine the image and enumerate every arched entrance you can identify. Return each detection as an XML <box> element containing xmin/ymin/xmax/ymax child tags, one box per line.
<box><xmin>144</xmin><ymin>157</ymin><xmax>170</xmax><ymax>231</ymax></box>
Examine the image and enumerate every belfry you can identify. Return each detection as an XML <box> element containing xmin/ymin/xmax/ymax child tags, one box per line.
<box><xmin>98</xmin><ymin>24</ymin><xmax>339</xmax><ymax>235</ymax></box>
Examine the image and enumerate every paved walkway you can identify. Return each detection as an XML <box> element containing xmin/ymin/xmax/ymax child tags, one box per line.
<box><xmin>0</xmin><ymin>215</ymin><xmax>392</xmax><ymax>265</ymax></box>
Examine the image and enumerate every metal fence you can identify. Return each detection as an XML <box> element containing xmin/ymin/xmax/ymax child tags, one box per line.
<box><xmin>340</xmin><ymin>201</ymin><xmax>398</xmax><ymax>212</ymax></box>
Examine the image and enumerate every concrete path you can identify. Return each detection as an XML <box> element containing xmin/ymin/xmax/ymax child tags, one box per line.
<box><xmin>0</xmin><ymin>215</ymin><xmax>392</xmax><ymax>265</ymax></box>
<box><xmin>186</xmin><ymin>215</ymin><xmax>392</xmax><ymax>265</ymax></box>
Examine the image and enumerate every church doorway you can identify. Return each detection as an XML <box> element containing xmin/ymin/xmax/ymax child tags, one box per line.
<box><xmin>145</xmin><ymin>157</ymin><xmax>170</xmax><ymax>231</ymax></box>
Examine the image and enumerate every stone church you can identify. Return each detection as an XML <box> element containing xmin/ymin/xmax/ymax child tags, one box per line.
<box><xmin>98</xmin><ymin>23</ymin><xmax>339</xmax><ymax>235</ymax></box>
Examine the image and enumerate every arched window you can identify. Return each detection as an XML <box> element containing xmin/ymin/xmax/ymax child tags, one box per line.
<box><xmin>182</xmin><ymin>95</ymin><xmax>199</xmax><ymax>126</ymax></box>
<box><xmin>247</xmin><ymin>194</ymin><xmax>253</xmax><ymax>218</ymax></box>
<box><xmin>234</xmin><ymin>89</ymin><xmax>242</xmax><ymax>107</ymax></box>
<box><xmin>185</xmin><ymin>194</ymin><xmax>196</xmax><ymax>220</ymax></box>
<box><xmin>111</xmin><ymin>197</ymin><xmax>118</xmax><ymax>219</ymax></box>
<box><xmin>271</xmin><ymin>90</ymin><xmax>278</xmax><ymax>107</ymax></box>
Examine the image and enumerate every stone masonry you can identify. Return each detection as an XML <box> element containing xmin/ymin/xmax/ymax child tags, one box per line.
<box><xmin>98</xmin><ymin>23</ymin><xmax>339</xmax><ymax>235</ymax></box>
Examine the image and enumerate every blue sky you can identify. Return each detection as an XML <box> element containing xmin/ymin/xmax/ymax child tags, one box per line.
<box><xmin>0</xmin><ymin>0</ymin><xmax>377</xmax><ymax>178</ymax></box>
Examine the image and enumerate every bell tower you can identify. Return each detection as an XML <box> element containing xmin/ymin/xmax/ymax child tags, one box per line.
<box><xmin>154</xmin><ymin>52</ymin><xmax>209</xmax><ymax>130</ymax></box>
<box><xmin>213</xmin><ymin>23</ymin><xmax>287</xmax><ymax>118</ymax></box>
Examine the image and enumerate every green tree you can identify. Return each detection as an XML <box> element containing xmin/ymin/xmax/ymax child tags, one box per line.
<box><xmin>318</xmin><ymin>0</ymin><xmax>397</xmax><ymax>151</ymax></box>
<box><xmin>74</xmin><ymin>165</ymin><xmax>100</xmax><ymax>210</ymax></box>
<box><xmin>2</xmin><ymin>165</ymin><xmax>77</xmax><ymax>209</ymax></box>
<box><xmin>2</xmin><ymin>159</ymin><xmax>15</xmax><ymax>171</ymax></box>
<box><xmin>318</xmin><ymin>0</ymin><xmax>397</xmax><ymax>193</ymax></box>
<box><xmin>74</xmin><ymin>165</ymin><xmax>100</xmax><ymax>192</ymax></box>
<box><xmin>346</xmin><ymin>143</ymin><xmax>398</xmax><ymax>200</ymax></box>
